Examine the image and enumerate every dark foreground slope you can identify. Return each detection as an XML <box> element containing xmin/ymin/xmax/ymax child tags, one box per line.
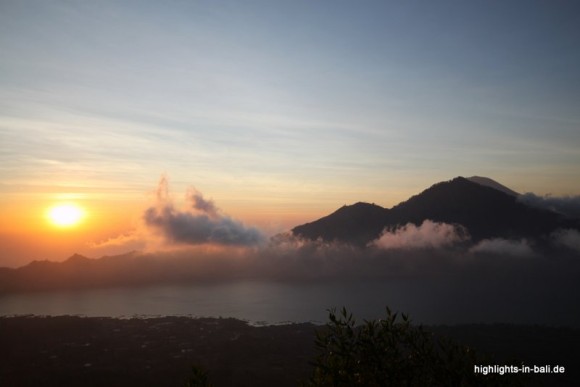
<box><xmin>0</xmin><ymin>316</ymin><xmax>315</xmax><ymax>387</ymax></box>
<box><xmin>1</xmin><ymin>316</ymin><xmax>578</xmax><ymax>387</ymax></box>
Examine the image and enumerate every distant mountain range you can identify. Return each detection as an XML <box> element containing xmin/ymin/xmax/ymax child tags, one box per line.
<box><xmin>0</xmin><ymin>252</ymin><xmax>146</xmax><ymax>293</ymax></box>
<box><xmin>0</xmin><ymin>250</ymin><xmax>238</xmax><ymax>293</ymax></box>
<box><xmin>292</xmin><ymin>176</ymin><xmax>580</xmax><ymax>246</ymax></box>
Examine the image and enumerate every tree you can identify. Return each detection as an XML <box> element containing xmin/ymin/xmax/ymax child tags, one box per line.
<box><xmin>186</xmin><ymin>364</ymin><xmax>212</xmax><ymax>387</ymax></box>
<box><xmin>305</xmin><ymin>307</ymin><xmax>523</xmax><ymax>386</ymax></box>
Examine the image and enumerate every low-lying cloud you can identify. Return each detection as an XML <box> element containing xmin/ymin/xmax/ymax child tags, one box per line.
<box><xmin>143</xmin><ymin>177</ymin><xmax>265</xmax><ymax>247</ymax></box>
<box><xmin>77</xmin><ymin>231</ymin><xmax>580</xmax><ymax>287</ymax></box>
<box><xmin>372</xmin><ymin>220</ymin><xmax>468</xmax><ymax>250</ymax></box>
<box><xmin>518</xmin><ymin>193</ymin><xmax>580</xmax><ymax>218</ymax></box>
<box><xmin>552</xmin><ymin>229</ymin><xmax>580</xmax><ymax>253</ymax></box>
<box><xmin>470</xmin><ymin>238</ymin><xmax>535</xmax><ymax>258</ymax></box>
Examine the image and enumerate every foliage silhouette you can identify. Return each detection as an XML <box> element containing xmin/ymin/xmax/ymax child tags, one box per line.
<box><xmin>186</xmin><ymin>364</ymin><xmax>212</xmax><ymax>387</ymax></box>
<box><xmin>304</xmin><ymin>307</ymin><xmax>524</xmax><ymax>386</ymax></box>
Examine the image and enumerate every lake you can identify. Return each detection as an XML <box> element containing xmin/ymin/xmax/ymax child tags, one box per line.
<box><xmin>2</xmin><ymin>278</ymin><xmax>579</xmax><ymax>326</ymax></box>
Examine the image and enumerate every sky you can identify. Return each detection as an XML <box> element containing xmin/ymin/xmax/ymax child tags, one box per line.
<box><xmin>1</xmin><ymin>0</ymin><xmax>580</xmax><ymax>266</ymax></box>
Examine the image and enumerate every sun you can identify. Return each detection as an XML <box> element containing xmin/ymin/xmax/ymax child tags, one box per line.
<box><xmin>47</xmin><ymin>204</ymin><xmax>85</xmax><ymax>228</ymax></box>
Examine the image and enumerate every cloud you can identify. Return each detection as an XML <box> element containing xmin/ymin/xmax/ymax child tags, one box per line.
<box><xmin>143</xmin><ymin>177</ymin><xmax>265</xmax><ymax>247</ymax></box>
<box><xmin>88</xmin><ymin>233</ymin><xmax>143</xmax><ymax>249</ymax></box>
<box><xmin>470</xmin><ymin>238</ymin><xmax>534</xmax><ymax>257</ymax></box>
<box><xmin>552</xmin><ymin>229</ymin><xmax>580</xmax><ymax>253</ymax></box>
<box><xmin>518</xmin><ymin>193</ymin><xmax>580</xmax><ymax>218</ymax></box>
<box><xmin>43</xmin><ymin>232</ymin><xmax>580</xmax><ymax>288</ymax></box>
<box><xmin>372</xmin><ymin>220</ymin><xmax>468</xmax><ymax>250</ymax></box>
<box><xmin>188</xmin><ymin>188</ymin><xmax>219</xmax><ymax>217</ymax></box>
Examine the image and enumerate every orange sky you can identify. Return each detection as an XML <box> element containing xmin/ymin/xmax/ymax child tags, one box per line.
<box><xmin>0</xmin><ymin>186</ymin><xmax>336</xmax><ymax>267</ymax></box>
<box><xmin>0</xmin><ymin>197</ymin><xmax>137</xmax><ymax>266</ymax></box>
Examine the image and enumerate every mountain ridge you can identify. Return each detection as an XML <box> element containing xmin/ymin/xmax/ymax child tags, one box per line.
<box><xmin>467</xmin><ymin>176</ymin><xmax>520</xmax><ymax>196</ymax></box>
<box><xmin>292</xmin><ymin>176</ymin><xmax>579</xmax><ymax>245</ymax></box>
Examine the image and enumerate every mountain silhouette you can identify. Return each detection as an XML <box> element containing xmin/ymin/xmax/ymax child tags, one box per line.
<box><xmin>0</xmin><ymin>252</ymin><xmax>142</xmax><ymax>293</ymax></box>
<box><xmin>292</xmin><ymin>177</ymin><xmax>580</xmax><ymax>245</ymax></box>
<box><xmin>466</xmin><ymin>176</ymin><xmax>519</xmax><ymax>197</ymax></box>
<box><xmin>289</xmin><ymin>202</ymin><xmax>388</xmax><ymax>246</ymax></box>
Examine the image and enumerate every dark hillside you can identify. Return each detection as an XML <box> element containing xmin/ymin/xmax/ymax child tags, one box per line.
<box><xmin>292</xmin><ymin>202</ymin><xmax>388</xmax><ymax>245</ymax></box>
<box><xmin>387</xmin><ymin>177</ymin><xmax>567</xmax><ymax>241</ymax></box>
<box><xmin>1</xmin><ymin>316</ymin><xmax>578</xmax><ymax>386</ymax></box>
<box><xmin>292</xmin><ymin>177</ymin><xmax>579</xmax><ymax>245</ymax></box>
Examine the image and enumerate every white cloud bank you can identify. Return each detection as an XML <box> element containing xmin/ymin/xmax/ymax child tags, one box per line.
<box><xmin>372</xmin><ymin>220</ymin><xmax>468</xmax><ymax>250</ymax></box>
<box><xmin>470</xmin><ymin>238</ymin><xmax>535</xmax><ymax>258</ymax></box>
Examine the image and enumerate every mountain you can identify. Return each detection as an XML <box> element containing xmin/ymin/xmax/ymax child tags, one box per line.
<box><xmin>292</xmin><ymin>177</ymin><xmax>580</xmax><ymax>245</ymax></box>
<box><xmin>290</xmin><ymin>202</ymin><xmax>388</xmax><ymax>246</ymax></box>
<box><xmin>466</xmin><ymin>176</ymin><xmax>520</xmax><ymax>196</ymax></box>
<box><xmin>0</xmin><ymin>252</ymin><xmax>147</xmax><ymax>293</ymax></box>
<box><xmin>0</xmin><ymin>249</ymin><xmax>253</xmax><ymax>294</ymax></box>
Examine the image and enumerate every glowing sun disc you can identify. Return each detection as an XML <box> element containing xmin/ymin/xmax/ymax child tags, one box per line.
<box><xmin>48</xmin><ymin>204</ymin><xmax>84</xmax><ymax>227</ymax></box>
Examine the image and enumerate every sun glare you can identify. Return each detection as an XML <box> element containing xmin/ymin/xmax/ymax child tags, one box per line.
<box><xmin>47</xmin><ymin>204</ymin><xmax>85</xmax><ymax>228</ymax></box>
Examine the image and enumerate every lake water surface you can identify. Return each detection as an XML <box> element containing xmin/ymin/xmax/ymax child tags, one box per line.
<box><xmin>2</xmin><ymin>279</ymin><xmax>579</xmax><ymax>326</ymax></box>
